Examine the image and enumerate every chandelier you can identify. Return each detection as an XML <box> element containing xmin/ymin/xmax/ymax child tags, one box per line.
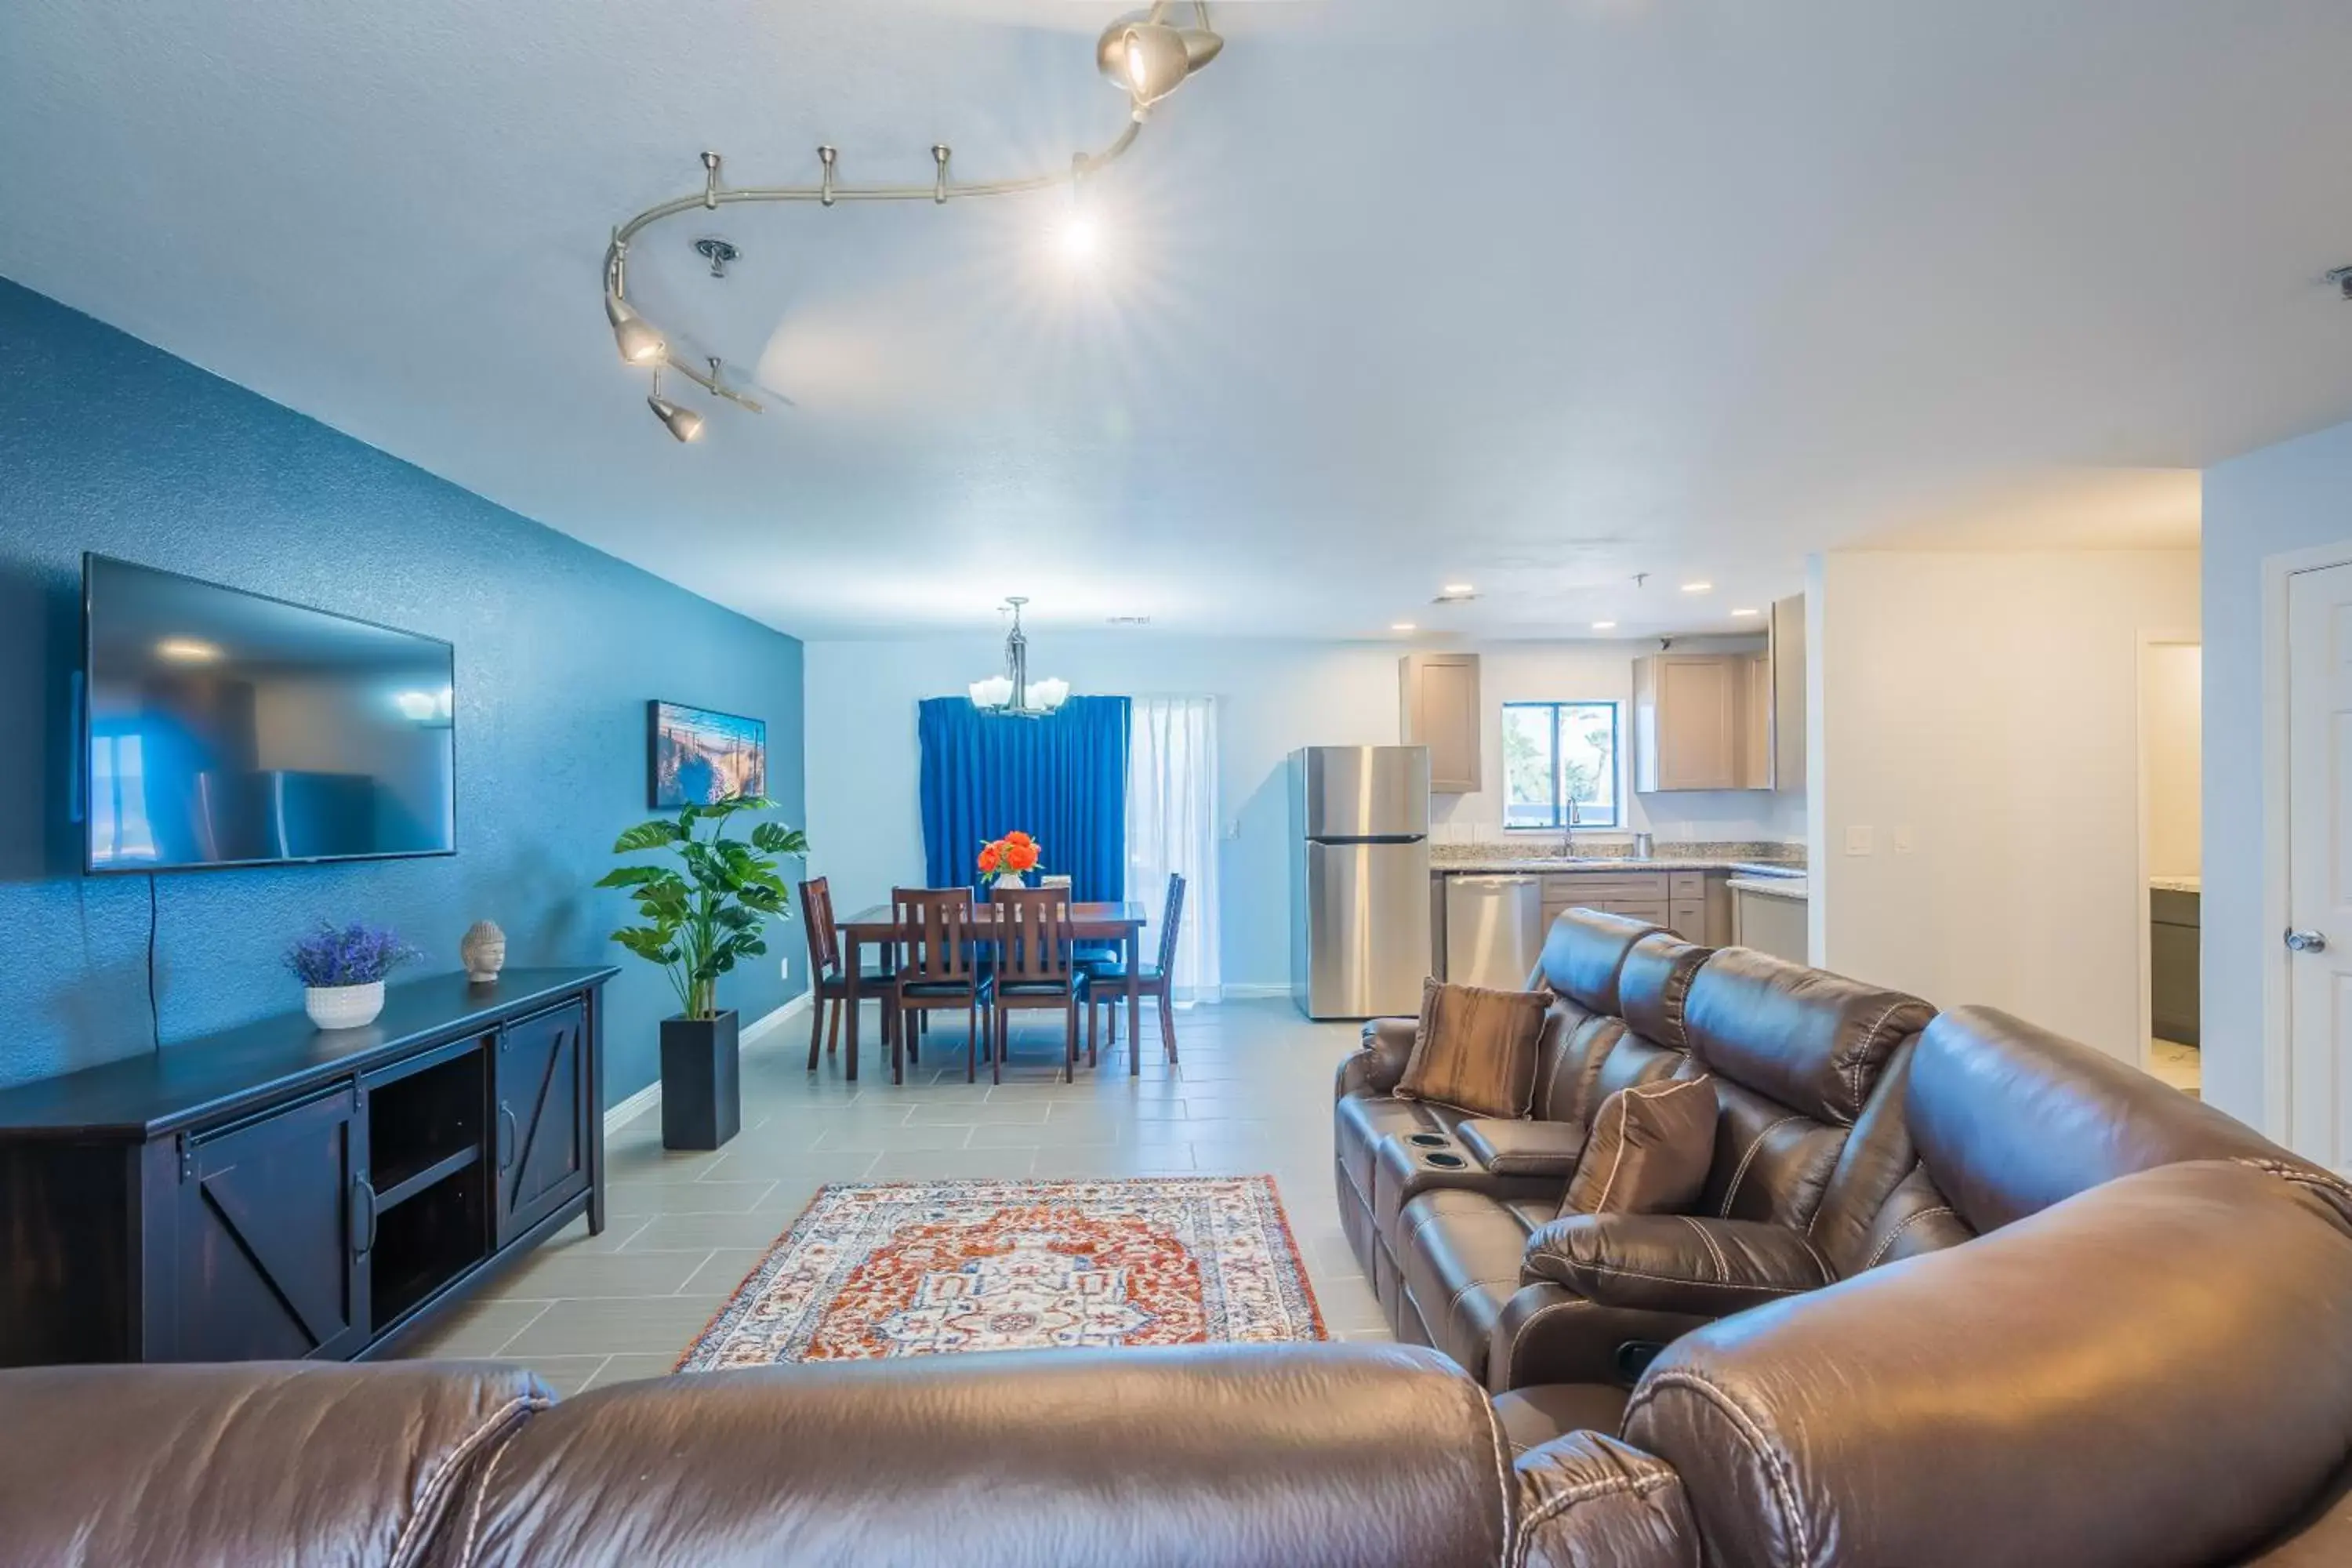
<box><xmin>971</xmin><ymin>598</ymin><xmax>1071</xmax><ymax>717</ymax></box>
<box><xmin>601</xmin><ymin>4</ymin><xmax>1225</xmax><ymax>442</ymax></box>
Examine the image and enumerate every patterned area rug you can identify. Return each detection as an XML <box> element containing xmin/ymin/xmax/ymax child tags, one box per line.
<box><xmin>675</xmin><ymin>1175</ymin><xmax>1327</xmax><ymax>1368</ymax></box>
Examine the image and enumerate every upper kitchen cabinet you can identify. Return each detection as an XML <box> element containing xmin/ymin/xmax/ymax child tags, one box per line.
<box><xmin>1400</xmin><ymin>652</ymin><xmax>1481</xmax><ymax>793</ymax></box>
<box><xmin>1633</xmin><ymin>652</ymin><xmax>1749</xmax><ymax>790</ymax></box>
<box><xmin>1769</xmin><ymin>593</ymin><xmax>1806</xmax><ymax>793</ymax></box>
<box><xmin>1633</xmin><ymin>597</ymin><xmax>1806</xmax><ymax>793</ymax></box>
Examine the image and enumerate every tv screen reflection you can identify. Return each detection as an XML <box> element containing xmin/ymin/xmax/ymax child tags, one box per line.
<box><xmin>85</xmin><ymin>557</ymin><xmax>456</xmax><ymax>871</ymax></box>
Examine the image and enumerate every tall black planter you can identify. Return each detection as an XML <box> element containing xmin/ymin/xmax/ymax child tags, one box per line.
<box><xmin>660</xmin><ymin>1010</ymin><xmax>740</xmax><ymax>1151</ymax></box>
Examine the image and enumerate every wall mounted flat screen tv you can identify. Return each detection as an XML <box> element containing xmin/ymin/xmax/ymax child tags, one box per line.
<box><xmin>82</xmin><ymin>555</ymin><xmax>457</xmax><ymax>873</ymax></box>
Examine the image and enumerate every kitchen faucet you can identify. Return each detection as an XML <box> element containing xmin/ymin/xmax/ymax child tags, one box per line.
<box><xmin>1559</xmin><ymin>800</ymin><xmax>1580</xmax><ymax>857</ymax></box>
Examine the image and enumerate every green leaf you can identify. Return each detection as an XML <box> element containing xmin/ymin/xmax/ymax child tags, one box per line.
<box><xmin>594</xmin><ymin>865</ymin><xmax>666</xmax><ymax>890</ymax></box>
<box><xmin>612</xmin><ymin>818</ymin><xmax>684</xmax><ymax>853</ymax></box>
<box><xmin>750</xmin><ymin>821</ymin><xmax>808</xmax><ymax>855</ymax></box>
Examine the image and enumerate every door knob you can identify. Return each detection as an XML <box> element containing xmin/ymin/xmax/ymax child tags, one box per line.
<box><xmin>2286</xmin><ymin>929</ymin><xmax>2328</xmax><ymax>953</ymax></box>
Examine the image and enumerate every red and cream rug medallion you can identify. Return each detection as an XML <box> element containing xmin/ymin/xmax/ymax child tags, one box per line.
<box><xmin>675</xmin><ymin>1175</ymin><xmax>1327</xmax><ymax>1369</ymax></box>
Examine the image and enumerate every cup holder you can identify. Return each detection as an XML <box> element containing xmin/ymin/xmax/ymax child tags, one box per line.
<box><xmin>1406</xmin><ymin>1132</ymin><xmax>1451</xmax><ymax>1149</ymax></box>
<box><xmin>1421</xmin><ymin>1151</ymin><xmax>1468</xmax><ymax>1169</ymax></box>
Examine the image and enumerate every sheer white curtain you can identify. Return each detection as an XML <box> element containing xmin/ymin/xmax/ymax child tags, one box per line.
<box><xmin>1127</xmin><ymin>695</ymin><xmax>1221</xmax><ymax>1003</ymax></box>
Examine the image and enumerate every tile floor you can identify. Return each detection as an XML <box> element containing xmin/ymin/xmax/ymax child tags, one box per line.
<box><xmin>397</xmin><ymin>998</ymin><xmax>1389</xmax><ymax>1395</ymax></box>
<box><xmin>2147</xmin><ymin>1036</ymin><xmax>2201</xmax><ymax>1098</ymax></box>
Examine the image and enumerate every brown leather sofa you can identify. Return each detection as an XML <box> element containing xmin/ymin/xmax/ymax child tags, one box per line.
<box><xmin>11</xmin><ymin>919</ymin><xmax>2352</xmax><ymax>1564</ymax></box>
<box><xmin>5</xmin><ymin>1160</ymin><xmax>2352</xmax><ymax>1565</ymax></box>
<box><xmin>1337</xmin><ymin>909</ymin><xmax>1940</xmax><ymax>1389</ymax></box>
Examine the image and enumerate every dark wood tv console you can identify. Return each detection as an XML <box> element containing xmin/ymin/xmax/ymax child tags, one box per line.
<box><xmin>0</xmin><ymin>967</ymin><xmax>616</xmax><ymax>1367</ymax></box>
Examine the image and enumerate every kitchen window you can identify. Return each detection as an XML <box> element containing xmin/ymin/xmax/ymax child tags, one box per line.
<box><xmin>1503</xmin><ymin>700</ymin><xmax>1620</xmax><ymax>829</ymax></box>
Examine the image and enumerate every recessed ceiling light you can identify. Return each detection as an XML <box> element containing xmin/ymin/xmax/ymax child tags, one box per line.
<box><xmin>1730</xmin><ymin>607</ymin><xmax>1761</xmax><ymax>617</ymax></box>
<box><xmin>1681</xmin><ymin>582</ymin><xmax>1713</xmax><ymax>593</ymax></box>
<box><xmin>1442</xmin><ymin>582</ymin><xmax>1475</xmax><ymax>596</ymax></box>
<box><xmin>1391</xmin><ymin>622</ymin><xmax>1417</xmax><ymax>633</ymax></box>
<box><xmin>155</xmin><ymin>637</ymin><xmax>222</xmax><ymax>663</ymax></box>
<box><xmin>1106</xmin><ymin>614</ymin><xmax>1152</xmax><ymax>626</ymax></box>
<box><xmin>1591</xmin><ymin>621</ymin><xmax>1617</xmax><ymax>632</ymax></box>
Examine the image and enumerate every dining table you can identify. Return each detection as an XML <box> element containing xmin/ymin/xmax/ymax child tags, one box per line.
<box><xmin>833</xmin><ymin>901</ymin><xmax>1152</xmax><ymax>1083</ymax></box>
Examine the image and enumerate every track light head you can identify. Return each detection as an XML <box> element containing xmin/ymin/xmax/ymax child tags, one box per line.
<box><xmin>1098</xmin><ymin>18</ymin><xmax>1221</xmax><ymax>113</ymax></box>
<box><xmin>647</xmin><ymin>390</ymin><xmax>705</xmax><ymax>443</ymax></box>
<box><xmin>604</xmin><ymin>292</ymin><xmax>667</xmax><ymax>366</ymax></box>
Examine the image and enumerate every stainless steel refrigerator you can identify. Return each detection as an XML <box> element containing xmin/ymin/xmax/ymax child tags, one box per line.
<box><xmin>1290</xmin><ymin>745</ymin><xmax>1433</xmax><ymax>1019</ymax></box>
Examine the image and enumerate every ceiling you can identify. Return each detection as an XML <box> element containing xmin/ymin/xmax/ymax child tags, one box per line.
<box><xmin>3</xmin><ymin>1</ymin><xmax>2347</xmax><ymax>642</ymax></box>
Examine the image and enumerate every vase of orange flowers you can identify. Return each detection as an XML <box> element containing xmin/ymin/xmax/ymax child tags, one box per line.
<box><xmin>978</xmin><ymin>830</ymin><xmax>1041</xmax><ymax>891</ymax></box>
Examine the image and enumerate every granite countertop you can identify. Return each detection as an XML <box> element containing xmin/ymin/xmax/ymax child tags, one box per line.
<box><xmin>1430</xmin><ymin>841</ymin><xmax>1806</xmax><ymax>878</ymax></box>
<box><xmin>2150</xmin><ymin>876</ymin><xmax>2201</xmax><ymax>895</ymax></box>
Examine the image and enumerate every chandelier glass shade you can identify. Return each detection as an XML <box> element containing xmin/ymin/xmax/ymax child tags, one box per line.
<box><xmin>970</xmin><ymin>599</ymin><xmax>1069</xmax><ymax>717</ymax></box>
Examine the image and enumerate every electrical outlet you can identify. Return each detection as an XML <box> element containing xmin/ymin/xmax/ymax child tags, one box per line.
<box><xmin>1892</xmin><ymin>826</ymin><xmax>1915</xmax><ymax>855</ymax></box>
<box><xmin>1844</xmin><ymin>826</ymin><xmax>1875</xmax><ymax>856</ymax></box>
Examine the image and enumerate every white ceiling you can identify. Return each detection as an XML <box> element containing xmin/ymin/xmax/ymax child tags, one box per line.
<box><xmin>3</xmin><ymin>0</ymin><xmax>2347</xmax><ymax>641</ymax></box>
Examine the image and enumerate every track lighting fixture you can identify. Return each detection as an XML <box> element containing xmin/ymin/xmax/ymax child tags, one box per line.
<box><xmin>605</xmin><ymin>292</ymin><xmax>666</xmax><ymax>366</ymax></box>
<box><xmin>646</xmin><ymin>374</ymin><xmax>705</xmax><ymax>443</ymax></box>
<box><xmin>1097</xmin><ymin>6</ymin><xmax>1221</xmax><ymax>116</ymax></box>
<box><xmin>597</xmin><ymin>3</ymin><xmax>1223</xmax><ymax>442</ymax></box>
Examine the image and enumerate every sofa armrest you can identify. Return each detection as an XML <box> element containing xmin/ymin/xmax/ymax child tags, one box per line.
<box><xmin>1488</xmin><ymin>1283</ymin><xmax>1718</xmax><ymax>1393</ymax></box>
<box><xmin>1623</xmin><ymin>1162</ymin><xmax>2352</xmax><ymax>1568</ymax></box>
<box><xmin>458</xmin><ymin>1344</ymin><xmax>1511</xmax><ymax>1568</ymax></box>
<box><xmin>0</xmin><ymin>1360</ymin><xmax>550</xmax><ymax>1568</ymax></box>
<box><xmin>1520</xmin><ymin>1214</ymin><xmax>1829</xmax><ymax>1316</ymax></box>
<box><xmin>1338</xmin><ymin>1015</ymin><xmax>1417</xmax><ymax>1100</ymax></box>
<box><xmin>1461</xmin><ymin>1118</ymin><xmax>1586</xmax><ymax>1177</ymax></box>
<box><xmin>1515</xmin><ymin>1430</ymin><xmax>1701</xmax><ymax>1568</ymax></box>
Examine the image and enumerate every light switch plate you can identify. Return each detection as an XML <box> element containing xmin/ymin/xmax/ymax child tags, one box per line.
<box><xmin>779</xmin><ymin>956</ymin><xmax>791</xmax><ymax>980</ymax></box>
<box><xmin>1844</xmin><ymin>826</ymin><xmax>1875</xmax><ymax>856</ymax></box>
<box><xmin>1892</xmin><ymin>826</ymin><xmax>1915</xmax><ymax>855</ymax></box>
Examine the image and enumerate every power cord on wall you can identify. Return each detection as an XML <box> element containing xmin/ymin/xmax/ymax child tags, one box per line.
<box><xmin>146</xmin><ymin>871</ymin><xmax>161</xmax><ymax>1052</ymax></box>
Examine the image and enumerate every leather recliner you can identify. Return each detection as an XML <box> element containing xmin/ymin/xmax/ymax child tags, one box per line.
<box><xmin>1332</xmin><ymin>907</ymin><xmax>1666</xmax><ymax>1306</ymax></box>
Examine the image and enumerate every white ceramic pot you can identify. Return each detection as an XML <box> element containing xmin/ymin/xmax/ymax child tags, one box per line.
<box><xmin>306</xmin><ymin>980</ymin><xmax>387</xmax><ymax>1030</ymax></box>
<box><xmin>994</xmin><ymin>871</ymin><xmax>1028</xmax><ymax>892</ymax></box>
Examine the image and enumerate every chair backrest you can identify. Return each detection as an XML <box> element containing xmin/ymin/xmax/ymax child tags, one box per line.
<box><xmin>1154</xmin><ymin>873</ymin><xmax>1187</xmax><ymax>975</ymax></box>
<box><xmin>891</xmin><ymin>886</ymin><xmax>978</xmax><ymax>985</ymax></box>
<box><xmin>799</xmin><ymin>877</ymin><xmax>840</xmax><ymax>978</ymax></box>
<box><xmin>992</xmin><ymin>887</ymin><xmax>1073</xmax><ymax>986</ymax></box>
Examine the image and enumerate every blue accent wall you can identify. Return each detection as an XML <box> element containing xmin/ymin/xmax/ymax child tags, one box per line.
<box><xmin>0</xmin><ymin>278</ymin><xmax>807</xmax><ymax>1098</ymax></box>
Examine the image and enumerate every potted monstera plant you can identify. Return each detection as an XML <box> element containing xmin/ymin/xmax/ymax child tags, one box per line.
<box><xmin>597</xmin><ymin>797</ymin><xmax>808</xmax><ymax>1149</ymax></box>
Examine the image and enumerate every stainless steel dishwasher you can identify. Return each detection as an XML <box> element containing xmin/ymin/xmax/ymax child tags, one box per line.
<box><xmin>1442</xmin><ymin>874</ymin><xmax>1544</xmax><ymax>990</ymax></box>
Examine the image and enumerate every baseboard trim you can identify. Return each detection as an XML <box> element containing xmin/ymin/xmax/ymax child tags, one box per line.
<box><xmin>602</xmin><ymin>992</ymin><xmax>812</xmax><ymax>1135</ymax></box>
<box><xmin>1215</xmin><ymin>983</ymin><xmax>1291</xmax><ymax>1000</ymax></box>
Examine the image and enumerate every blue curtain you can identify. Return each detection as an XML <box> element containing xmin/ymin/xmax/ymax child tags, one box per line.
<box><xmin>918</xmin><ymin>695</ymin><xmax>1130</xmax><ymax>902</ymax></box>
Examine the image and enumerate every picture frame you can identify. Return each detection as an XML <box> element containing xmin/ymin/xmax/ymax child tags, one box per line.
<box><xmin>648</xmin><ymin>699</ymin><xmax>767</xmax><ymax>808</ymax></box>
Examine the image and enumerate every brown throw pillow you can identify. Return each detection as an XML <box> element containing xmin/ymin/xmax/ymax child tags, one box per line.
<box><xmin>1396</xmin><ymin>978</ymin><xmax>1548</xmax><ymax>1119</ymax></box>
<box><xmin>1563</xmin><ymin>1076</ymin><xmax>1718</xmax><ymax>1218</ymax></box>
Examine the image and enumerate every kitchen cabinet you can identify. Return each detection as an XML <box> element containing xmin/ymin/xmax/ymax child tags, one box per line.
<box><xmin>1630</xmin><ymin>594</ymin><xmax>1806</xmax><ymax>794</ymax></box>
<box><xmin>1534</xmin><ymin>869</ymin><xmax>1721</xmax><ymax>945</ymax></box>
<box><xmin>1769</xmin><ymin>594</ymin><xmax>1806</xmax><ymax>793</ymax></box>
<box><xmin>1732</xmin><ymin>881</ymin><xmax>1809</xmax><ymax>964</ymax></box>
<box><xmin>1632</xmin><ymin>654</ymin><xmax>1748</xmax><ymax>791</ymax></box>
<box><xmin>2151</xmin><ymin>887</ymin><xmax>2200</xmax><ymax>1047</ymax></box>
<box><xmin>1400</xmin><ymin>652</ymin><xmax>1481</xmax><ymax>794</ymax></box>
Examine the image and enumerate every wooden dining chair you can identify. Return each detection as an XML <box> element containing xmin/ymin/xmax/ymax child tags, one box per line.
<box><xmin>1087</xmin><ymin>873</ymin><xmax>1187</xmax><ymax>1069</ymax></box>
<box><xmin>889</xmin><ymin>887</ymin><xmax>988</xmax><ymax>1085</ymax></box>
<box><xmin>989</xmin><ymin>887</ymin><xmax>1082</xmax><ymax>1084</ymax></box>
<box><xmin>799</xmin><ymin>877</ymin><xmax>897</xmax><ymax>1074</ymax></box>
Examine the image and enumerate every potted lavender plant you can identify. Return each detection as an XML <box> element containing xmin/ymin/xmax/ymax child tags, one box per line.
<box><xmin>286</xmin><ymin>921</ymin><xmax>421</xmax><ymax>1030</ymax></box>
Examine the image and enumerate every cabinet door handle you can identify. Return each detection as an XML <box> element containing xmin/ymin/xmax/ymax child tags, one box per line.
<box><xmin>350</xmin><ymin>1178</ymin><xmax>378</xmax><ymax>1258</ymax></box>
<box><xmin>497</xmin><ymin>1105</ymin><xmax>517</xmax><ymax>1171</ymax></box>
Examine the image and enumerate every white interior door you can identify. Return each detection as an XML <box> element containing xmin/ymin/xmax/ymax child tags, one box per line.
<box><xmin>2286</xmin><ymin>562</ymin><xmax>2352</xmax><ymax>1166</ymax></box>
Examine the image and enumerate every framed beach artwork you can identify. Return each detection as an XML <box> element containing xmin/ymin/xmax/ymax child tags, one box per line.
<box><xmin>648</xmin><ymin>700</ymin><xmax>767</xmax><ymax>808</ymax></box>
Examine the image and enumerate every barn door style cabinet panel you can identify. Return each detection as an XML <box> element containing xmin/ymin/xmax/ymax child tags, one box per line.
<box><xmin>0</xmin><ymin>968</ymin><xmax>614</xmax><ymax>1367</ymax></box>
